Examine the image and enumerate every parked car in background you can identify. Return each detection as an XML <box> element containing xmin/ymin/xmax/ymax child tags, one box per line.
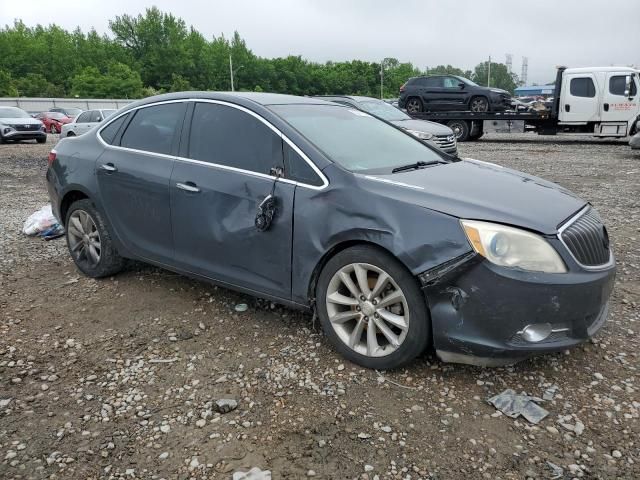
<box><xmin>315</xmin><ymin>95</ymin><xmax>457</xmax><ymax>155</ymax></box>
<box><xmin>47</xmin><ymin>92</ymin><xmax>614</xmax><ymax>369</ymax></box>
<box><xmin>0</xmin><ymin>107</ymin><xmax>46</xmax><ymax>144</ymax></box>
<box><xmin>399</xmin><ymin>75</ymin><xmax>512</xmax><ymax>113</ymax></box>
<box><xmin>35</xmin><ymin>111</ymin><xmax>74</xmax><ymax>134</ymax></box>
<box><xmin>60</xmin><ymin>109</ymin><xmax>116</xmax><ymax>138</ymax></box>
<box><xmin>49</xmin><ymin>107</ymin><xmax>83</xmax><ymax>118</ymax></box>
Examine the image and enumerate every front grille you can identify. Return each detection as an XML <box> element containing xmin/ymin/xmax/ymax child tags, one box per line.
<box><xmin>434</xmin><ymin>134</ymin><xmax>457</xmax><ymax>151</ymax></box>
<box><xmin>560</xmin><ymin>207</ymin><xmax>611</xmax><ymax>267</ymax></box>
<box><xmin>13</xmin><ymin>124</ymin><xmax>40</xmax><ymax>131</ymax></box>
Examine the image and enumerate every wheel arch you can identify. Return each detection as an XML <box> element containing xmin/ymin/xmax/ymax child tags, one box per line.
<box><xmin>307</xmin><ymin>239</ymin><xmax>414</xmax><ymax>304</ymax></box>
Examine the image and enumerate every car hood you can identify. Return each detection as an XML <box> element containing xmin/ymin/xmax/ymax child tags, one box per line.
<box><xmin>361</xmin><ymin>159</ymin><xmax>586</xmax><ymax>234</ymax></box>
<box><xmin>391</xmin><ymin>119</ymin><xmax>453</xmax><ymax>136</ymax></box>
<box><xmin>0</xmin><ymin>117</ymin><xmax>42</xmax><ymax>126</ymax></box>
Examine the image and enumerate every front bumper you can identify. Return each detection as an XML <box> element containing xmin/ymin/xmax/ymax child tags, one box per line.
<box><xmin>1</xmin><ymin>129</ymin><xmax>46</xmax><ymax>141</ymax></box>
<box><xmin>489</xmin><ymin>94</ymin><xmax>512</xmax><ymax>111</ymax></box>
<box><xmin>421</xmin><ymin>253</ymin><xmax>616</xmax><ymax>366</ymax></box>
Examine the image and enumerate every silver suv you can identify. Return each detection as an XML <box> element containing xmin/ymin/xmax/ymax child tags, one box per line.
<box><xmin>60</xmin><ymin>109</ymin><xmax>116</xmax><ymax>138</ymax></box>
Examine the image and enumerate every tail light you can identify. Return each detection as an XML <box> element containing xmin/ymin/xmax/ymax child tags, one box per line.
<box><xmin>400</xmin><ymin>83</ymin><xmax>406</xmax><ymax>93</ymax></box>
<box><xmin>47</xmin><ymin>149</ymin><xmax>57</xmax><ymax>167</ymax></box>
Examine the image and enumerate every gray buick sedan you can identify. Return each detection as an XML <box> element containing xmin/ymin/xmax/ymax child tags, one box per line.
<box><xmin>46</xmin><ymin>92</ymin><xmax>615</xmax><ymax>369</ymax></box>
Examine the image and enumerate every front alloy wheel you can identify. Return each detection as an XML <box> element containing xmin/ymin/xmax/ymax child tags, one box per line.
<box><xmin>316</xmin><ymin>245</ymin><xmax>430</xmax><ymax>369</ymax></box>
<box><xmin>470</xmin><ymin>97</ymin><xmax>489</xmax><ymax>112</ymax></box>
<box><xmin>326</xmin><ymin>263</ymin><xmax>409</xmax><ymax>357</ymax></box>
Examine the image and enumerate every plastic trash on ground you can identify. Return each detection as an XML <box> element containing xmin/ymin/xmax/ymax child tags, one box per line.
<box><xmin>487</xmin><ymin>388</ymin><xmax>549</xmax><ymax>424</ymax></box>
<box><xmin>22</xmin><ymin>205</ymin><xmax>64</xmax><ymax>238</ymax></box>
<box><xmin>232</xmin><ymin>467</ymin><xmax>272</xmax><ymax>480</ymax></box>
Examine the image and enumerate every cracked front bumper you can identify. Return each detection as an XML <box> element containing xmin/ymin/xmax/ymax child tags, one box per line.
<box><xmin>421</xmin><ymin>254</ymin><xmax>616</xmax><ymax>366</ymax></box>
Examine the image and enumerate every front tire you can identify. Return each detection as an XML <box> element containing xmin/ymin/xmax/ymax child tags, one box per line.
<box><xmin>65</xmin><ymin>199</ymin><xmax>125</xmax><ymax>278</ymax></box>
<box><xmin>470</xmin><ymin>96</ymin><xmax>490</xmax><ymax>112</ymax></box>
<box><xmin>36</xmin><ymin>137</ymin><xmax>46</xmax><ymax>144</ymax></box>
<box><xmin>316</xmin><ymin>245</ymin><xmax>430</xmax><ymax>370</ymax></box>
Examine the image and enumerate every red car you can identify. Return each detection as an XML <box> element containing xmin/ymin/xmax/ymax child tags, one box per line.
<box><xmin>35</xmin><ymin>112</ymin><xmax>74</xmax><ymax>134</ymax></box>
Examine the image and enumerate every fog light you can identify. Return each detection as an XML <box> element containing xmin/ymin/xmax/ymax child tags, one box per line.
<box><xmin>520</xmin><ymin>323</ymin><xmax>553</xmax><ymax>343</ymax></box>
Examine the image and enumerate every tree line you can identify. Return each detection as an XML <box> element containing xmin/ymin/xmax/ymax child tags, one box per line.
<box><xmin>0</xmin><ymin>7</ymin><xmax>520</xmax><ymax>100</ymax></box>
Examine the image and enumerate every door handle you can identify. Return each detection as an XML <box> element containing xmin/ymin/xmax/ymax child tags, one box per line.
<box><xmin>564</xmin><ymin>104</ymin><xmax>570</xmax><ymax>112</ymax></box>
<box><xmin>176</xmin><ymin>182</ymin><xmax>201</xmax><ymax>193</ymax></box>
<box><xmin>100</xmin><ymin>163</ymin><xmax>117</xmax><ymax>172</ymax></box>
<box><xmin>603</xmin><ymin>103</ymin><xmax>609</xmax><ymax>112</ymax></box>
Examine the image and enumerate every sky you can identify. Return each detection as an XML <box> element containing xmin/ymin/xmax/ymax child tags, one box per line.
<box><xmin>2</xmin><ymin>0</ymin><xmax>639</xmax><ymax>85</ymax></box>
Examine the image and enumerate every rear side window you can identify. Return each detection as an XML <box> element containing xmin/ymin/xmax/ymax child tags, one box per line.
<box><xmin>570</xmin><ymin>77</ymin><xmax>596</xmax><ymax>98</ymax></box>
<box><xmin>76</xmin><ymin>112</ymin><xmax>91</xmax><ymax>123</ymax></box>
<box><xmin>609</xmin><ymin>75</ymin><xmax>637</xmax><ymax>96</ymax></box>
<box><xmin>187</xmin><ymin>102</ymin><xmax>282</xmax><ymax>174</ymax></box>
<box><xmin>283</xmin><ymin>143</ymin><xmax>323</xmax><ymax>186</ymax></box>
<box><xmin>99</xmin><ymin>114</ymin><xmax>128</xmax><ymax>145</ymax></box>
<box><xmin>120</xmin><ymin>103</ymin><xmax>184</xmax><ymax>155</ymax></box>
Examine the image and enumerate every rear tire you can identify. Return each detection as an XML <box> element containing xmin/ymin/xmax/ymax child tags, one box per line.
<box><xmin>316</xmin><ymin>245</ymin><xmax>430</xmax><ymax>370</ymax></box>
<box><xmin>36</xmin><ymin>137</ymin><xmax>46</xmax><ymax>144</ymax></box>
<box><xmin>66</xmin><ymin>131</ymin><xmax>75</xmax><ymax>137</ymax></box>
<box><xmin>65</xmin><ymin>199</ymin><xmax>125</xmax><ymax>278</ymax></box>
<box><xmin>447</xmin><ymin>120</ymin><xmax>470</xmax><ymax>142</ymax></box>
<box><xmin>405</xmin><ymin>97</ymin><xmax>424</xmax><ymax>114</ymax></box>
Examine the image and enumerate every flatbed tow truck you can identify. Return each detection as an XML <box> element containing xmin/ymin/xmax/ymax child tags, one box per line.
<box><xmin>406</xmin><ymin>66</ymin><xmax>640</xmax><ymax>142</ymax></box>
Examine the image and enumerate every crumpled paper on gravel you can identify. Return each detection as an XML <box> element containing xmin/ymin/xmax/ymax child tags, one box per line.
<box><xmin>488</xmin><ymin>388</ymin><xmax>549</xmax><ymax>424</ymax></box>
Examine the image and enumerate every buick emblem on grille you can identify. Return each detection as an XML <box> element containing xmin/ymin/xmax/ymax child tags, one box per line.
<box><xmin>602</xmin><ymin>226</ymin><xmax>610</xmax><ymax>250</ymax></box>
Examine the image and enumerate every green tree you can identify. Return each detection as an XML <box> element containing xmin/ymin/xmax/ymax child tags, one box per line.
<box><xmin>472</xmin><ymin>61</ymin><xmax>518</xmax><ymax>93</ymax></box>
<box><xmin>71</xmin><ymin>62</ymin><xmax>142</xmax><ymax>98</ymax></box>
<box><xmin>0</xmin><ymin>69</ymin><xmax>18</xmax><ymax>96</ymax></box>
<box><xmin>169</xmin><ymin>73</ymin><xmax>192</xmax><ymax>92</ymax></box>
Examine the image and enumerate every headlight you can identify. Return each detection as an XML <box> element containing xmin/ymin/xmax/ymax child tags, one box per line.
<box><xmin>461</xmin><ymin>220</ymin><xmax>567</xmax><ymax>273</ymax></box>
<box><xmin>406</xmin><ymin>129</ymin><xmax>434</xmax><ymax>141</ymax></box>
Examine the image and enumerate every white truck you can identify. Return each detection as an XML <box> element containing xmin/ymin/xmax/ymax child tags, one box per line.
<box><xmin>408</xmin><ymin>66</ymin><xmax>640</xmax><ymax>142</ymax></box>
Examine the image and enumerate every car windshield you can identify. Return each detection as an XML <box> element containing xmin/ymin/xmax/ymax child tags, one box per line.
<box><xmin>48</xmin><ymin>112</ymin><xmax>66</xmax><ymax>120</ymax></box>
<box><xmin>357</xmin><ymin>100</ymin><xmax>410</xmax><ymax>121</ymax></box>
<box><xmin>65</xmin><ymin>108</ymin><xmax>83</xmax><ymax>116</ymax></box>
<box><xmin>271</xmin><ymin>104</ymin><xmax>443</xmax><ymax>173</ymax></box>
<box><xmin>456</xmin><ymin>76</ymin><xmax>479</xmax><ymax>87</ymax></box>
<box><xmin>0</xmin><ymin>107</ymin><xmax>31</xmax><ymax>119</ymax></box>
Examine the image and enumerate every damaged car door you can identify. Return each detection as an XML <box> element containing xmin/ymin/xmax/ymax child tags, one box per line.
<box><xmin>170</xmin><ymin>101</ymin><xmax>295</xmax><ymax>298</ymax></box>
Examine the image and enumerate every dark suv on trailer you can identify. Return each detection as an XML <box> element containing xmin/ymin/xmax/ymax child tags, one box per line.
<box><xmin>399</xmin><ymin>75</ymin><xmax>512</xmax><ymax>113</ymax></box>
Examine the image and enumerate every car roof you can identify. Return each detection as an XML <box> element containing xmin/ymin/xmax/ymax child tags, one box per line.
<box><xmin>313</xmin><ymin>95</ymin><xmax>379</xmax><ymax>103</ymax></box>
<box><xmin>125</xmin><ymin>91</ymin><xmax>337</xmax><ymax>110</ymax></box>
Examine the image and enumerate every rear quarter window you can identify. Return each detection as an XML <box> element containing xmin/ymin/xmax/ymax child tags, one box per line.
<box><xmin>99</xmin><ymin>114</ymin><xmax>129</xmax><ymax>145</ymax></box>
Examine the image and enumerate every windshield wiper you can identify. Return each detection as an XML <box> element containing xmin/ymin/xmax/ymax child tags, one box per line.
<box><xmin>391</xmin><ymin>160</ymin><xmax>441</xmax><ymax>173</ymax></box>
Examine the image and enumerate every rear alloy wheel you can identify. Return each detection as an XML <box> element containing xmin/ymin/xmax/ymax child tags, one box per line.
<box><xmin>470</xmin><ymin>96</ymin><xmax>489</xmax><ymax>112</ymax></box>
<box><xmin>66</xmin><ymin>199</ymin><xmax>125</xmax><ymax>278</ymax></box>
<box><xmin>405</xmin><ymin>97</ymin><xmax>423</xmax><ymax>114</ymax></box>
<box><xmin>50</xmin><ymin>124</ymin><xmax>58</xmax><ymax>134</ymax></box>
<box><xmin>317</xmin><ymin>245</ymin><xmax>430</xmax><ymax>369</ymax></box>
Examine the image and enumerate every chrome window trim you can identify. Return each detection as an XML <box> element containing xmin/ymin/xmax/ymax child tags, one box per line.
<box><xmin>96</xmin><ymin>98</ymin><xmax>329</xmax><ymax>191</ymax></box>
<box><xmin>557</xmin><ymin>205</ymin><xmax>614</xmax><ymax>271</ymax></box>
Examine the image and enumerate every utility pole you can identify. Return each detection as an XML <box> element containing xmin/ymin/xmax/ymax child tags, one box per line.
<box><xmin>229</xmin><ymin>54</ymin><xmax>234</xmax><ymax>92</ymax></box>
<box><xmin>487</xmin><ymin>55</ymin><xmax>491</xmax><ymax>87</ymax></box>
<box><xmin>380</xmin><ymin>61</ymin><xmax>384</xmax><ymax>99</ymax></box>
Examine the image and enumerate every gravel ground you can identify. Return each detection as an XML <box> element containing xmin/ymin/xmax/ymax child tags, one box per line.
<box><xmin>0</xmin><ymin>133</ymin><xmax>639</xmax><ymax>480</ymax></box>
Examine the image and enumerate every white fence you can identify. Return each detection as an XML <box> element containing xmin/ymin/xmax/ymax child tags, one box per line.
<box><xmin>0</xmin><ymin>97</ymin><xmax>133</xmax><ymax>113</ymax></box>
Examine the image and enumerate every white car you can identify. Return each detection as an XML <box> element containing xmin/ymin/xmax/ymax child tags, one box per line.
<box><xmin>60</xmin><ymin>109</ymin><xmax>116</xmax><ymax>138</ymax></box>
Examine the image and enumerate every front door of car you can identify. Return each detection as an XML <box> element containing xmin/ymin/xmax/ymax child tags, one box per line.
<box><xmin>601</xmin><ymin>72</ymin><xmax>639</xmax><ymax>124</ymax></box>
<box><xmin>96</xmin><ymin>102</ymin><xmax>186</xmax><ymax>265</ymax></box>
<box><xmin>442</xmin><ymin>76</ymin><xmax>468</xmax><ymax>108</ymax></box>
<box><xmin>170</xmin><ymin>101</ymin><xmax>295</xmax><ymax>299</ymax></box>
